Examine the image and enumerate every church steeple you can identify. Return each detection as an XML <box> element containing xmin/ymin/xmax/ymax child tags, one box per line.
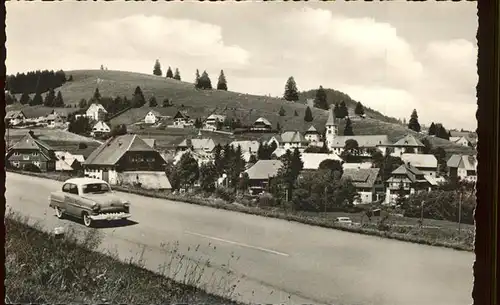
<box><xmin>325</xmin><ymin>106</ymin><xmax>338</xmax><ymax>148</ymax></box>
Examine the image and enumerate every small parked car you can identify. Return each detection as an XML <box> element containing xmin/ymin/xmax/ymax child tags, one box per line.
<box><xmin>335</xmin><ymin>217</ymin><xmax>353</xmax><ymax>225</ymax></box>
<box><xmin>48</xmin><ymin>178</ymin><xmax>131</xmax><ymax>227</ymax></box>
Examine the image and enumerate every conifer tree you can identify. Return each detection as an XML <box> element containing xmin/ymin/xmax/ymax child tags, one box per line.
<box><xmin>166</xmin><ymin>66</ymin><xmax>174</xmax><ymax>78</ymax></box>
<box><xmin>428</xmin><ymin>122</ymin><xmax>436</xmax><ymax>135</ymax></box>
<box><xmin>44</xmin><ymin>88</ymin><xmax>56</xmax><ymax>107</ymax></box>
<box><xmin>314</xmin><ymin>85</ymin><xmax>328</xmax><ymax>110</ymax></box>
<box><xmin>149</xmin><ymin>96</ymin><xmax>158</xmax><ymax>107</ymax></box>
<box><xmin>279</xmin><ymin>106</ymin><xmax>286</xmax><ymax>116</ymax></box>
<box><xmin>408</xmin><ymin>109</ymin><xmax>421</xmax><ymax>132</ymax></box>
<box><xmin>54</xmin><ymin>91</ymin><xmax>64</xmax><ymax>107</ymax></box>
<box><xmin>283</xmin><ymin>76</ymin><xmax>299</xmax><ymax>102</ymax></box>
<box><xmin>354</xmin><ymin>102</ymin><xmax>365</xmax><ymax>116</ymax></box>
<box><xmin>195</xmin><ymin>69</ymin><xmax>201</xmax><ymax>89</ymax></box>
<box><xmin>153</xmin><ymin>59</ymin><xmax>162</xmax><ymax>76</ymax></box>
<box><xmin>173</xmin><ymin>68</ymin><xmax>181</xmax><ymax>81</ymax></box>
<box><xmin>217</xmin><ymin>70</ymin><xmax>228</xmax><ymax>91</ymax></box>
<box><xmin>344</xmin><ymin>117</ymin><xmax>354</xmax><ymax>135</ymax></box>
<box><xmin>20</xmin><ymin>92</ymin><xmax>30</xmax><ymax>105</ymax></box>
<box><xmin>304</xmin><ymin>106</ymin><xmax>313</xmax><ymax>122</ymax></box>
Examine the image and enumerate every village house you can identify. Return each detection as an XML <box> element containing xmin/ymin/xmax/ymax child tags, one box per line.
<box><xmin>5</xmin><ymin>110</ymin><xmax>26</xmax><ymax>126</ymax></box>
<box><xmin>450</xmin><ymin>131</ymin><xmax>477</xmax><ymax>148</ymax></box>
<box><xmin>300</xmin><ymin>153</ymin><xmax>343</xmax><ymax>171</ymax></box>
<box><xmin>446</xmin><ymin>154</ymin><xmax>477</xmax><ymax>182</ymax></box>
<box><xmin>278</xmin><ymin>131</ymin><xmax>309</xmax><ymax>150</ymax></box>
<box><xmin>173</xmin><ymin>149</ymin><xmax>213</xmax><ymax>167</ymax></box>
<box><xmin>304</xmin><ymin>125</ymin><xmax>321</xmax><ymax>143</ymax></box>
<box><xmin>55</xmin><ymin>151</ymin><xmax>85</xmax><ymax>172</ymax></box>
<box><xmin>342</xmin><ymin>162</ymin><xmax>373</xmax><ymax>170</ymax></box>
<box><xmin>244</xmin><ymin>159</ymin><xmax>283</xmax><ymax>195</ymax></box>
<box><xmin>177</xmin><ymin>137</ymin><xmax>216</xmax><ymax>154</ymax></box>
<box><xmin>144</xmin><ymin>110</ymin><xmax>162</xmax><ymax>124</ymax></box>
<box><xmin>83</xmin><ymin>134</ymin><xmax>171</xmax><ymax>190</ymax></box>
<box><xmin>384</xmin><ymin>163</ymin><xmax>432</xmax><ymax>205</ymax></box>
<box><xmin>342</xmin><ymin>168</ymin><xmax>384</xmax><ymax>204</ymax></box>
<box><xmin>324</xmin><ymin>107</ymin><xmax>389</xmax><ymax>156</ymax></box>
<box><xmin>230</xmin><ymin>140</ymin><xmax>260</xmax><ymax>162</ymax></box>
<box><xmin>388</xmin><ymin>134</ymin><xmax>425</xmax><ymax>157</ymax></box>
<box><xmin>172</xmin><ymin>110</ymin><xmax>193</xmax><ymax>128</ymax></box>
<box><xmin>46</xmin><ymin>113</ymin><xmax>65</xmax><ymax>128</ymax></box>
<box><xmin>401</xmin><ymin>153</ymin><xmax>439</xmax><ymax>177</ymax></box>
<box><xmin>251</xmin><ymin>117</ymin><xmax>273</xmax><ymax>132</ymax></box>
<box><xmin>204</xmin><ymin>114</ymin><xmax>226</xmax><ymax>131</ymax></box>
<box><xmin>85</xmin><ymin>103</ymin><xmax>108</xmax><ymax>122</ymax></box>
<box><xmin>449</xmin><ymin>136</ymin><xmax>473</xmax><ymax>147</ymax></box>
<box><xmin>5</xmin><ymin>132</ymin><xmax>57</xmax><ymax>171</ymax></box>
<box><xmin>91</xmin><ymin>121</ymin><xmax>111</xmax><ymax>137</ymax></box>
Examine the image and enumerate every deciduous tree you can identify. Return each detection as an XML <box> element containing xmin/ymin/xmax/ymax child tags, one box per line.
<box><xmin>149</xmin><ymin>96</ymin><xmax>158</xmax><ymax>107</ymax></box>
<box><xmin>279</xmin><ymin>106</ymin><xmax>286</xmax><ymax>116</ymax></box>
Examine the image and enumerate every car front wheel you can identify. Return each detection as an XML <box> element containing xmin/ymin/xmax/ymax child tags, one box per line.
<box><xmin>82</xmin><ymin>212</ymin><xmax>92</xmax><ymax>227</ymax></box>
<box><xmin>54</xmin><ymin>206</ymin><xmax>64</xmax><ymax>219</ymax></box>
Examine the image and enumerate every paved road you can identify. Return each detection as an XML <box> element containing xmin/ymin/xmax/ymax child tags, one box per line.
<box><xmin>6</xmin><ymin>172</ymin><xmax>474</xmax><ymax>305</ymax></box>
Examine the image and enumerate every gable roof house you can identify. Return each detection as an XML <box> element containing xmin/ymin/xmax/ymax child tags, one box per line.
<box><xmin>143</xmin><ymin>138</ymin><xmax>157</xmax><ymax>150</ymax></box>
<box><xmin>449</xmin><ymin>136</ymin><xmax>473</xmax><ymax>148</ymax></box>
<box><xmin>91</xmin><ymin>121</ymin><xmax>111</xmax><ymax>137</ymax></box>
<box><xmin>251</xmin><ymin>117</ymin><xmax>273</xmax><ymax>132</ymax></box>
<box><xmin>279</xmin><ymin>131</ymin><xmax>309</xmax><ymax>150</ymax></box>
<box><xmin>384</xmin><ymin>163</ymin><xmax>432</xmax><ymax>205</ymax></box>
<box><xmin>301</xmin><ymin>153</ymin><xmax>343</xmax><ymax>171</ymax></box>
<box><xmin>244</xmin><ymin>159</ymin><xmax>283</xmax><ymax>195</ymax></box>
<box><xmin>388</xmin><ymin>134</ymin><xmax>425</xmax><ymax>157</ymax></box>
<box><xmin>342</xmin><ymin>168</ymin><xmax>384</xmax><ymax>204</ymax></box>
<box><xmin>172</xmin><ymin>110</ymin><xmax>193</xmax><ymax>128</ymax></box>
<box><xmin>304</xmin><ymin>125</ymin><xmax>321</xmax><ymax>143</ymax></box>
<box><xmin>5</xmin><ymin>110</ymin><xmax>26</xmax><ymax>126</ymax></box>
<box><xmin>230</xmin><ymin>140</ymin><xmax>260</xmax><ymax>162</ymax></box>
<box><xmin>177</xmin><ymin>138</ymin><xmax>216</xmax><ymax>153</ymax></box>
<box><xmin>83</xmin><ymin>134</ymin><xmax>170</xmax><ymax>190</ymax></box>
<box><xmin>144</xmin><ymin>110</ymin><xmax>162</xmax><ymax>124</ymax></box>
<box><xmin>450</xmin><ymin>131</ymin><xmax>477</xmax><ymax>148</ymax></box>
<box><xmin>204</xmin><ymin>114</ymin><xmax>226</xmax><ymax>131</ymax></box>
<box><xmin>401</xmin><ymin>153</ymin><xmax>439</xmax><ymax>177</ymax></box>
<box><xmin>55</xmin><ymin>151</ymin><xmax>85</xmax><ymax>172</ymax></box>
<box><xmin>86</xmin><ymin>103</ymin><xmax>108</xmax><ymax>122</ymax></box>
<box><xmin>446</xmin><ymin>154</ymin><xmax>477</xmax><ymax>182</ymax></box>
<box><xmin>6</xmin><ymin>132</ymin><xmax>57</xmax><ymax>171</ymax></box>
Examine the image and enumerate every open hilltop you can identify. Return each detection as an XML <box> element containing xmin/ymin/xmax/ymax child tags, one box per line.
<box><xmin>8</xmin><ymin>69</ymin><xmax>475</xmax><ymax>156</ymax></box>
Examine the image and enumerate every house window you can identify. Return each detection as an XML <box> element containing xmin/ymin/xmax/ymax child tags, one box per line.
<box><xmin>14</xmin><ymin>152</ymin><xmax>20</xmax><ymax>156</ymax></box>
<box><xmin>33</xmin><ymin>161</ymin><xmax>41</xmax><ymax>167</ymax></box>
<box><xmin>33</xmin><ymin>152</ymin><xmax>38</xmax><ymax>156</ymax></box>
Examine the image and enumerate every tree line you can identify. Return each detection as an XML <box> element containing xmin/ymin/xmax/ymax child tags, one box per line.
<box><xmin>152</xmin><ymin>60</ymin><xmax>229</xmax><ymax>91</ymax></box>
<box><xmin>6</xmin><ymin>70</ymin><xmax>69</xmax><ymax>95</ymax></box>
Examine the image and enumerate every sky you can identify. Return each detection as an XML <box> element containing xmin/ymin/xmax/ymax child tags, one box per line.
<box><xmin>6</xmin><ymin>2</ymin><xmax>478</xmax><ymax>131</ymax></box>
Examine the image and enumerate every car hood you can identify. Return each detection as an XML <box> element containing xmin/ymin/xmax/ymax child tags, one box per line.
<box><xmin>81</xmin><ymin>193</ymin><xmax>125</xmax><ymax>207</ymax></box>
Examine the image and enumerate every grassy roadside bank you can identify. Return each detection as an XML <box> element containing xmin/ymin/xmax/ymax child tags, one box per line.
<box><xmin>6</xmin><ymin>170</ymin><xmax>474</xmax><ymax>252</ymax></box>
<box><xmin>4</xmin><ymin>211</ymin><xmax>241</xmax><ymax>304</ymax></box>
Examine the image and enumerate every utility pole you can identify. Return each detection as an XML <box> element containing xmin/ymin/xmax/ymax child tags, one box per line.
<box><xmin>419</xmin><ymin>200</ymin><xmax>424</xmax><ymax>227</ymax></box>
<box><xmin>458</xmin><ymin>189</ymin><xmax>463</xmax><ymax>234</ymax></box>
<box><xmin>324</xmin><ymin>185</ymin><xmax>328</xmax><ymax>214</ymax></box>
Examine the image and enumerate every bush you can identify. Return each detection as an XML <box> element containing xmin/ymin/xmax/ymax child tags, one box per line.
<box><xmin>78</xmin><ymin>142</ymin><xmax>88</xmax><ymax>149</ymax></box>
<box><xmin>258</xmin><ymin>192</ymin><xmax>277</xmax><ymax>207</ymax></box>
<box><xmin>214</xmin><ymin>187</ymin><xmax>236</xmax><ymax>202</ymax></box>
<box><xmin>23</xmin><ymin>163</ymin><xmax>41</xmax><ymax>173</ymax></box>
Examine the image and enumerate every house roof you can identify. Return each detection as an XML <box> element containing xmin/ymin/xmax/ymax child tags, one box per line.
<box><xmin>342</xmin><ymin>162</ymin><xmax>373</xmax><ymax>170</ymax></box>
<box><xmin>304</xmin><ymin>125</ymin><xmax>319</xmax><ymax>134</ymax></box>
<box><xmin>328</xmin><ymin>135</ymin><xmax>390</xmax><ymax>148</ymax></box>
<box><xmin>401</xmin><ymin>153</ymin><xmax>438</xmax><ymax>168</ymax></box>
<box><xmin>6</xmin><ymin>110</ymin><xmax>25</xmax><ymax>119</ymax></box>
<box><xmin>301</xmin><ymin>153</ymin><xmax>343</xmax><ymax>170</ymax></box>
<box><xmin>147</xmin><ymin>110</ymin><xmax>162</xmax><ymax>117</ymax></box>
<box><xmin>390</xmin><ymin>134</ymin><xmax>425</xmax><ymax>147</ymax></box>
<box><xmin>9</xmin><ymin>133</ymin><xmax>56</xmax><ymax>161</ymax></box>
<box><xmin>83</xmin><ymin>134</ymin><xmax>155</xmax><ymax>166</ymax></box>
<box><xmin>174</xmin><ymin>110</ymin><xmax>190</xmax><ymax>119</ymax></box>
<box><xmin>206</xmin><ymin>114</ymin><xmax>226</xmax><ymax>121</ymax></box>
<box><xmin>230</xmin><ymin>140</ymin><xmax>260</xmax><ymax>153</ymax></box>
<box><xmin>446</xmin><ymin>154</ymin><xmax>477</xmax><ymax>171</ymax></box>
<box><xmin>450</xmin><ymin>131</ymin><xmax>477</xmax><ymax>144</ymax></box>
<box><xmin>449</xmin><ymin>136</ymin><xmax>471</xmax><ymax>145</ymax></box>
<box><xmin>280</xmin><ymin>131</ymin><xmax>307</xmax><ymax>143</ymax></box>
<box><xmin>342</xmin><ymin>168</ymin><xmax>381</xmax><ymax>189</ymax></box>
<box><xmin>245</xmin><ymin>160</ymin><xmax>283</xmax><ymax>180</ymax></box>
<box><xmin>93</xmin><ymin>121</ymin><xmax>110</xmax><ymax>130</ymax></box>
<box><xmin>390</xmin><ymin>163</ymin><xmax>426</xmax><ymax>183</ymax></box>
<box><xmin>55</xmin><ymin>151</ymin><xmax>85</xmax><ymax>163</ymax></box>
<box><xmin>143</xmin><ymin>138</ymin><xmax>156</xmax><ymax>148</ymax></box>
<box><xmin>87</xmin><ymin>103</ymin><xmax>108</xmax><ymax>113</ymax></box>
<box><xmin>254</xmin><ymin>117</ymin><xmax>272</xmax><ymax>126</ymax></box>
<box><xmin>178</xmin><ymin>138</ymin><xmax>216</xmax><ymax>151</ymax></box>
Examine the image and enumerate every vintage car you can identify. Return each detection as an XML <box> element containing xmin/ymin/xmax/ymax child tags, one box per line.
<box><xmin>48</xmin><ymin>177</ymin><xmax>131</xmax><ymax>227</ymax></box>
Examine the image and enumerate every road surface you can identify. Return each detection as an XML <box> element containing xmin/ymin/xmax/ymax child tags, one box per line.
<box><xmin>6</xmin><ymin>172</ymin><xmax>474</xmax><ymax>305</ymax></box>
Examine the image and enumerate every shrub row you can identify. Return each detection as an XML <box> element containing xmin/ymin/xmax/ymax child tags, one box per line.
<box><xmin>7</xmin><ymin>169</ymin><xmax>474</xmax><ymax>252</ymax></box>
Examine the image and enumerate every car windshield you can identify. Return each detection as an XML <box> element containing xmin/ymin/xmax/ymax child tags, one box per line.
<box><xmin>82</xmin><ymin>183</ymin><xmax>111</xmax><ymax>194</ymax></box>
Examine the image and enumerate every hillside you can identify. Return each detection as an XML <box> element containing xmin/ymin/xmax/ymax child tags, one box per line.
<box><xmin>7</xmin><ymin>69</ymin><xmax>474</xmax><ymax>156</ymax></box>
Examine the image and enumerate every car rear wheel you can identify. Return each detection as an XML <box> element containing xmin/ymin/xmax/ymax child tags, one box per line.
<box><xmin>82</xmin><ymin>212</ymin><xmax>92</xmax><ymax>227</ymax></box>
<box><xmin>54</xmin><ymin>206</ymin><xmax>64</xmax><ymax>219</ymax></box>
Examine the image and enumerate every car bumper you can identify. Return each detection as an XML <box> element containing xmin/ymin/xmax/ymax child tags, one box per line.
<box><xmin>89</xmin><ymin>212</ymin><xmax>131</xmax><ymax>221</ymax></box>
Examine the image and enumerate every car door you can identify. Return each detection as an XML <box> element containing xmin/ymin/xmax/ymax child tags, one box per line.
<box><xmin>64</xmin><ymin>183</ymin><xmax>80</xmax><ymax>216</ymax></box>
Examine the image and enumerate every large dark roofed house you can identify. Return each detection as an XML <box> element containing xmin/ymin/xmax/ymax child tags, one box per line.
<box><xmin>446</xmin><ymin>154</ymin><xmax>477</xmax><ymax>182</ymax></box>
<box><xmin>83</xmin><ymin>134</ymin><xmax>171</xmax><ymax>190</ymax></box>
<box><xmin>387</xmin><ymin>134</ymin><xmax>425</xmax><ymax>157</ymax></box>
<box><xmin>6</xmin><ymin>132</ymin><xmax>57</xmax><ymax>171</ymax></box>
<box><xmin>384</xmin><ymin>163</ymin><xmax>432</xmax><ymax>205</ymax></box>
<box><xmin>244</xmin><ymin>159</ymin><xmax>283</xmax><ymax>195</ymax></box>
<box><xmin>342</xmin><ymin>168</ymin><xmax>384</xmax><ymax>204</ymax></box>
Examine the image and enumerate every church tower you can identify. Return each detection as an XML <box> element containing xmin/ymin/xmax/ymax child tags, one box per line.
<box><xmin>325</xmin><ymin>106</ymin><xmax>338</xmax><ymax>148</ymax></box>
